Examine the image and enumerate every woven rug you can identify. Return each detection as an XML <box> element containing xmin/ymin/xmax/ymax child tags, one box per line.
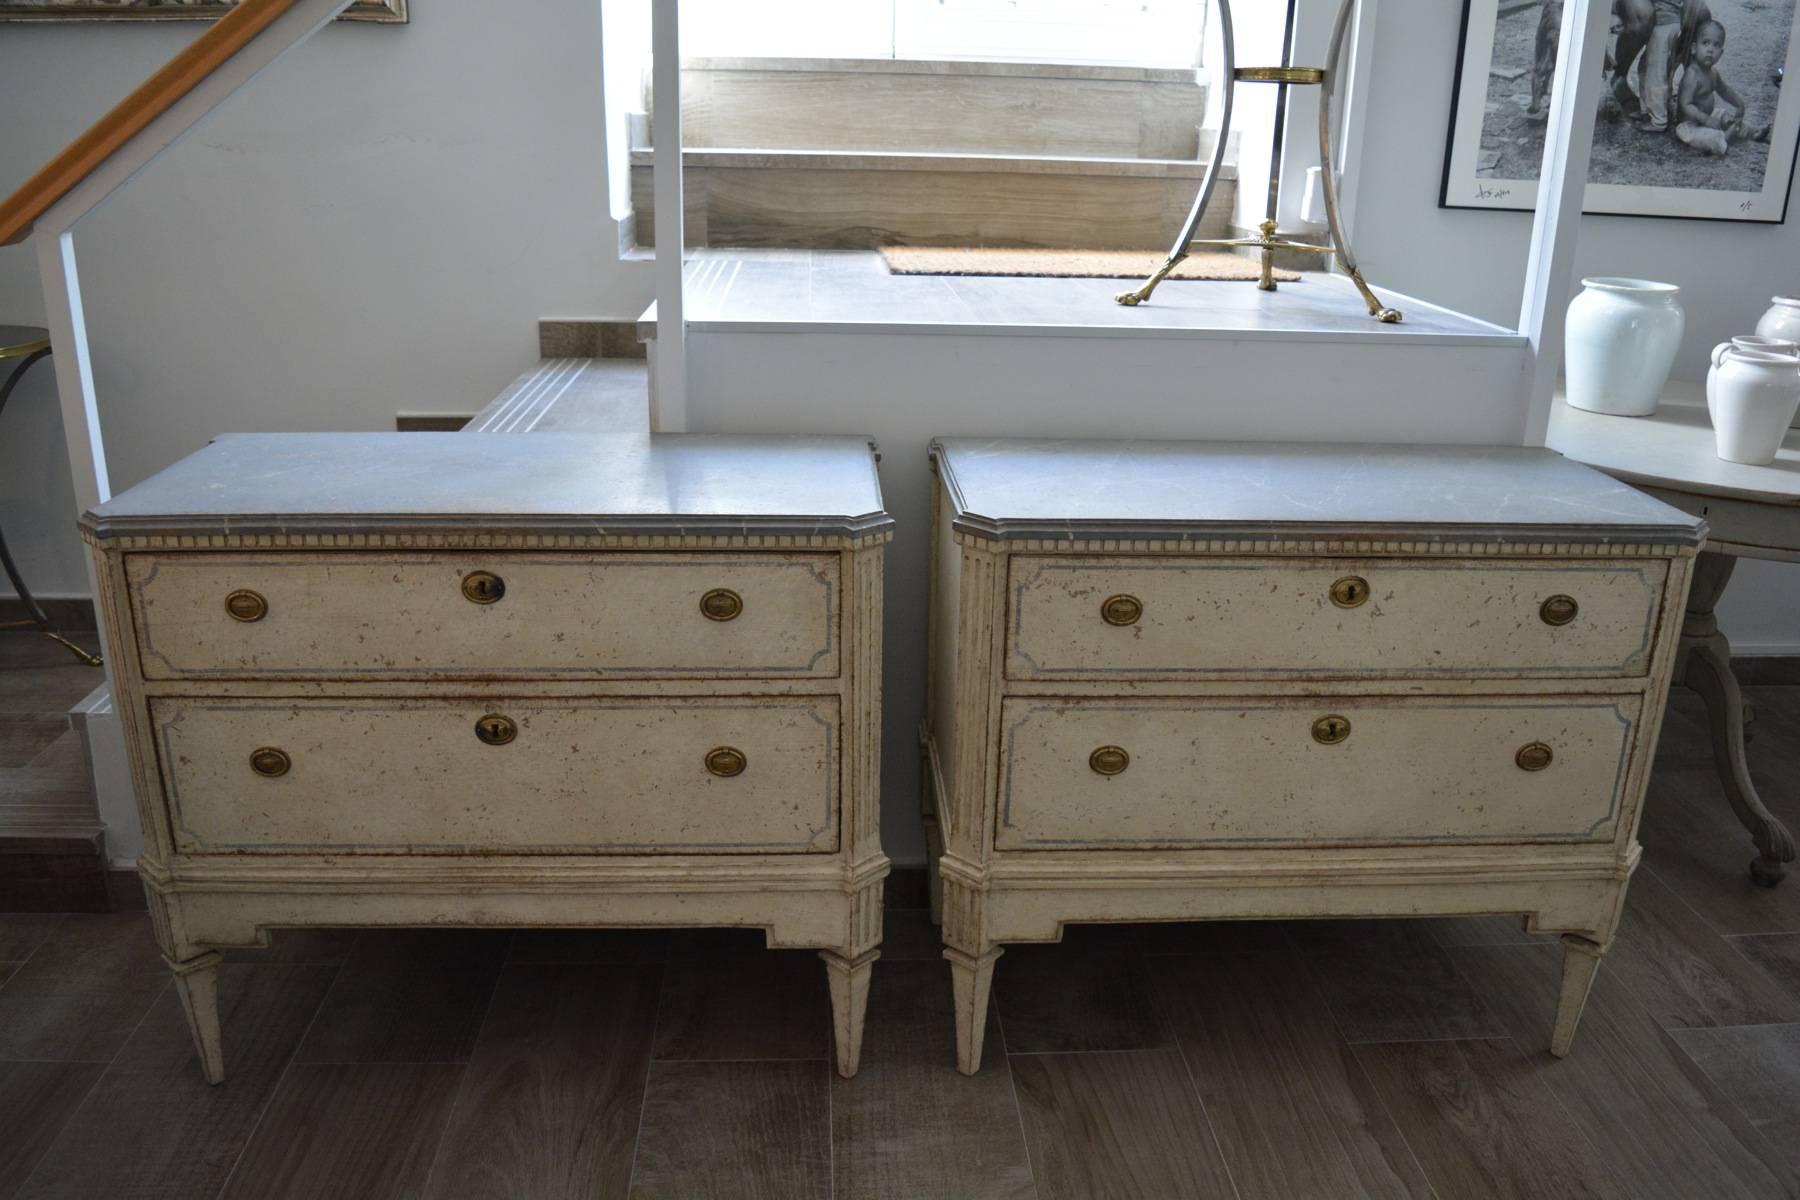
<box><xmin>878</xmin><ymin>246</ymin><xmax>1301</xmax><ymax>283</ymax></box>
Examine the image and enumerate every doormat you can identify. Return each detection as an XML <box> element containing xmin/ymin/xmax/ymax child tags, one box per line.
<box><xmin>878</xmin><ymin>246</ymin><xmax>1301</xmax><ymax>283</ymax></box>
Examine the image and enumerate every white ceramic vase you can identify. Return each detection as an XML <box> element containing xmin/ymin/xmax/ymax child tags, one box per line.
<box><xmin>1754</xmin><ymin>296</ymin><xmax>1800</xmax><ymax>426</ymax></box>
<box><xmin>1565</xmin><ymin>278</ymin><xmax>1685</xmax><ymax>417</ymax></box>
<box><xmin>1707</xmin><ymin>341</ymin><xmax>1800</xmax><ymax>465</ymax></box>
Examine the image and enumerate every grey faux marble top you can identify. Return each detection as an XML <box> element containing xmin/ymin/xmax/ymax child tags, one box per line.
<box><xmin>932</xmin><ymin>439</ymin><xmax>1705</xmax><ymax>546</ymax></box>
<box><xmin>83</xmin><ymin>432</ymin><xmax>890</xmax><ymax>540</ymax></box>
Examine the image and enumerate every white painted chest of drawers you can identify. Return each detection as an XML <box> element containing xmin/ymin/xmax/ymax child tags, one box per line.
<box><xmin>923</xmin><ymin>439</ymin><xmax>1705</xmax><ymax>1074</ymax></box>
<box><xmin>85</xmin><ymin>432</ymin><xmax>891</xmax><ymax>1081</ymax></box>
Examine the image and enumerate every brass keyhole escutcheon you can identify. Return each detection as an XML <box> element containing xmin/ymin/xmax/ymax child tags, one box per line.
<box><xmin>700</xmin><ymin>588</ymin><xmax>743</xmax><ymax>622</ymax></box>
<box><xmin>1330</xmin><ymin>576</ymin><xmax>1370</xmax><ymax>609</ymax></box>
<box><xmin>1516</xmin><ymin>741</ymin><xmax>1554</xmax><ymax>771</ymax></box>
<box><xmin>225</xmin><ymin>589</ymin><xmax>268</xmax><ymax>622</ymax></box>
<box><xmin>1101</xmin><ymin>594</ymin><xmax>1143</xmax><ymax>626</ymax></box>
<box><xmin>1088</xmin><ymin>745</ymin><xmax>1130</xmax><ymax>776</ymax></box>
<box><xmin>1312</xmin><ymin>715</ymin><xmax>1352</xmax><ymax>745</ymax></box>
<box><xmin>474</xmin><ymin>714</ymin><xmax>517</xmax><ymax>746</ymax></box>
<box><xmin>1540</xmin><ymin>595</ymin><xmax>1579</xmax><ymax>626</ymax></box>
<box><xmin>249</xmin><ymin>747</ymin><xmax>290</xmax><ymax>777</ymax></box>
<box><xmin>705</xmin><ymin>746</ymin><xmax>747</xmax><ymax>777</ymax></box>
<box><xmin>462</xmin><ymin>571</ymin><xmax>506</xmax><ymax>605</ymax></box>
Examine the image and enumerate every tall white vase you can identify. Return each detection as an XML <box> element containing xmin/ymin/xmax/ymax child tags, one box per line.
<box><xmin>1565</xmin><ymin>278</ymin><xmax>1685</xmax><ymax>417</ymax></box>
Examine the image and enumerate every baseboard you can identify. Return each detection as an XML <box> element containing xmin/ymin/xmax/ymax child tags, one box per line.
<box><xmin>1734</xmin><ymin>655</ymin><xmax>1800</xmax><ymax>685</ymax></box>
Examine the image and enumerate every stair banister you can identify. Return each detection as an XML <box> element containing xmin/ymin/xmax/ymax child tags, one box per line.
<box><xmin>1516</xmin><ymin>0</ymin><xmax>1610</xmax><ymax>447</ymax></box>
<box><xmin>0</xmin><ymin>0</ymin><xmax>354</xmax><ymax>856</ymax></box>
<box><xmin>0</xmin><ymin>0</ymin><xmax>350</xmax><ymax>519</ymax></box>
<box><xmin>650</xmin><ymin>0</ymin><xmax>688</xmax><ymax>432</ymax></box>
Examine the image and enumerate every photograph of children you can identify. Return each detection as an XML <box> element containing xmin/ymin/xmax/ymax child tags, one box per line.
<box><xmin>1441</xmin><ymin>0</ymin><xmax>1800</xmax><ymax>222</ymax></box>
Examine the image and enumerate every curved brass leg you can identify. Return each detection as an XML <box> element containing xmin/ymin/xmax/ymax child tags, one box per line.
<box><xmin>1680</xmin><ymin>551</ymin><xmax>1794</xmax><ymax>887</ymax></box>
<box><xmin>1115</xmin><ymin>253</ymin><xmax>1187</xmax><ymax>307</ymax></box>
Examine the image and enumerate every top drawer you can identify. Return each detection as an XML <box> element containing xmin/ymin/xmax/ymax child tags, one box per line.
<box><xmin>125</xmin><ymin>552</ymin><xmax>839</xmax><ymax>681</ymax></box>
<box><xmin>1006</xmin><ymin>557</ymin><xmax>1666</xmax><ymax>681</ymax></box>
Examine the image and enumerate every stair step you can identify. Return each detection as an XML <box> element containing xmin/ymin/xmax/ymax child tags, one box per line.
<box><xmin>675</xmin><ymin>56</ymin><xmax>1209</xmax><ymax>159</ymax></box>
<box><xmin>630</xmin><ymin>148</ymin><xmax>1236</xmax><ymax>251</ymax></box>
<box><xmin>464</xmin><ymin>358</ymin><xmax>649</xmax><ymax>434</ymax></box>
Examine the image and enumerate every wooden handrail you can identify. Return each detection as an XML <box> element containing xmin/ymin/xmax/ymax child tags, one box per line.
<box><xmin>0</xmin><ymin>0</ymin><xmax>304</xmax><ymax>246</ymax></box>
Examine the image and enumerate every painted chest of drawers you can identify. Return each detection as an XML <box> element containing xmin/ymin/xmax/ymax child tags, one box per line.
<box><xmin>922</xmin><ymin>439</ymin><xmax>1704</xmax><ymax>1074</ymax></box>
<box><xmin>84</xmin><ymin>432</ymin><xmax>891</xmax><ymax>1081</ymax></box>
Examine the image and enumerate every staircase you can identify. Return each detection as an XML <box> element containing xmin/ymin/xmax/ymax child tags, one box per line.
<box><xmin>631</xmin><ymin>56</ymin><xmax>1237</xmax><ymax>251</ymax></box>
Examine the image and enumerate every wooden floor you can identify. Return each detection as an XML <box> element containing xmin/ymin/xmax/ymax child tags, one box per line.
<box><xmin>1</xmin><ymin>683</ymin><xmax>1798</xmax><ymax>1198</ymax></box>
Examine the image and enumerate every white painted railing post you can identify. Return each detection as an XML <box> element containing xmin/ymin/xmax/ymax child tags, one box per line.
<box><xmin>36</xmin><ymin>231</ymin><xmax>111</xmax><ymax>514</ymax></box>
<box><xmin>650</xmin><ymin>0</ymin><xmax>688</xmax><ymax>431</ymax></box>
<box><xmin>1516</xmin><ymin>0</ymin><xmax>1610</xmax><ymax>446</ymax></box>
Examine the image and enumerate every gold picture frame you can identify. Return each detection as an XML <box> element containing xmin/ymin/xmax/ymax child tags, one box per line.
<box><xmin>0</xmin><ymin>0</ymin><xmax>405</xmax><ymax>21</ymax></box>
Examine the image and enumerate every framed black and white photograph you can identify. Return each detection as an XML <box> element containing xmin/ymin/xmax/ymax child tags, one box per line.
<box><xmin>1442</xmin><ymin>0</ymin><xmax>1800</xmax><ymax>221</ymax></box>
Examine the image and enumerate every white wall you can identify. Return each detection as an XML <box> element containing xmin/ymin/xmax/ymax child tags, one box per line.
<box><xmin>1352</xmin><ymin>0</ymin><xmax>1799</xmax><ymax>651</ymax></box>
<box><xmin>0</xmin><ymin>1</ymin><xmax>655</xmax><ymax>603</ymax></box>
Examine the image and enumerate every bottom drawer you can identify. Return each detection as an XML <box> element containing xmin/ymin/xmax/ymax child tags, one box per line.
<box><xmin>995</xmin><ymin>695</ymin><xmax>1640</xmax><ymax>850</ymax></box>
<box><xmin>154</xmin><ymin>697</ymin><xmax>838</xmax><ymax>854</ymax></box>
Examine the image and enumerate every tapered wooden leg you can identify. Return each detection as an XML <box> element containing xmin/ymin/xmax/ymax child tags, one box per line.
<box><xmin>945</xmin><ymin>945</ymin><xmax>1002</xmax><ymax>1076</ymax></box>
<box><xmin>822</xmin><ymin>948</ymin><xmax>878</xmax><ymax>1079</ymax></box>
<box><xmin>1550</xmin><ymin>935</ymin><xmax>1606</xmax><ymax>1058</ymax></box>
<box><xmin>166</xmin><ymin>951</ymin><xmax>226</xmax><ymax>1084</ymax></box>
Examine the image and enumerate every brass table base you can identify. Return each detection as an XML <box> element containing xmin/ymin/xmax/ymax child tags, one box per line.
<box><xmin>1117</xmin><ymin>0</ymin><xmax>1401</xmax><ymax>323</ymax></box>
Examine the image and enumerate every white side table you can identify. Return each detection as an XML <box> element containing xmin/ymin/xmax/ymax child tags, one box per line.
<box><xmin>1548</xmin><ymin>383</ymin><xmax>1800</xmax><ymax>886</ymax></box>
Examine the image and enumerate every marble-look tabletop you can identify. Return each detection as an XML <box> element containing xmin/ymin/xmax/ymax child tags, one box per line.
<box><xmin>84</xmin><ymin>432</ymin><xmax>890</xmax><ymax>540</ymax></box>
<box><xmin>1546</xmin><ymin>382</ymin><xmax>1800</xmax><ymax>507</ymax></box>
<box><xmin>932</xmin><ymin>438</ymin><xmax>1705</xmax><ymax>546</ymax></box>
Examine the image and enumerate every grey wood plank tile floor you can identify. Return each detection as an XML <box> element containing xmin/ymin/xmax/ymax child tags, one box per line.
<box><xmin>2</xmin><ymin>686</ymin><xmax>1799</xmax><ymax>1198</ymax></box>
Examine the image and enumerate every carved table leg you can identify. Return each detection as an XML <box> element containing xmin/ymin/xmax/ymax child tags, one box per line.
<box><xmin>821</xmin><ymin>948</ymin><xmax>879</xmax><ymax>1079</ymax></box>
<box><xmin>1677</xmin><ymin>551</ymin><xmax>1796</xmax><ymax>887</ymax></box>
<box><xmin>166</xmin><ymin>951</ymin><xmax>226</xmax><ymax>1084</ymax></box>
<box><xmin>1550</xmin><ymin>935</ymin><xmax>1607</xmax><ymax>1057</ymax></box>
<box><xmin>944</xmin><ymin>945</ymin><xmax>1002</xmax><ymax>1076</ymax></box>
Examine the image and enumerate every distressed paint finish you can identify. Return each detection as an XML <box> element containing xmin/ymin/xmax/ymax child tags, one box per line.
<box><xmin>926</xmin><ymin>439</ymin><xmax>1703</xmax><ymax>1074</ymax></box>
<box><xmin>127</xmin><ymin>552</ymin><xmax>840</xmax><ymax>680</ymax></box>
<box><xmin>153</xmin><ymin>696</ymin><xmax>841</xmax><ymax>855</ymax></box>
<box><xmin>994</xmin><ymin>695</ymin><xmax>1641</xmax><ymax>850</ymax></box>
<box><xmin>84</xmin><ymin>433</ymin><xmax>891</xmax><ymax>1082</ymax></box>
<box><xmin>1006</xmin><ymin>556</ymin><xmax>1666</xmax><ymax>680</ymax></box>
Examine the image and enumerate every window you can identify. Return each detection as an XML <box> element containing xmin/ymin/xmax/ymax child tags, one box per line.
<box><xmin>679</xmin><ymin>0</ymin><xmax>1206</xmax><ymax>69</ymax></box>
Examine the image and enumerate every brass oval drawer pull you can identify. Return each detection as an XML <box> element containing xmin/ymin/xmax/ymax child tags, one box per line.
<box><xmin>225</xmin><ymin>589</ymin><xmax>268</xmax><ymax>623</ymax></box>
<box><xmin>1312</xmin><ymin>714</ymin><xmax>1352</xmax><ymax>745</ymax></box>
<box><xmin>249</xmin><ymin>747</ymin><xmax>290</xmax><ymax>777</ymax></box>
<box><xmin>1516</xmin><ymin>741</ymin><xmax>1555</xmax><ymax>771</ymax></box>
<box><xmin>462</xmin><ymin>571</ymin><xmax>506</xmax><ymax>605</ymax></box>
<box><xmin>705</xmin><ymin>746</ymin><xmax>747</xmax><ymax>777</ymax></box>
<box><xmin>1089</xmin><ymin>745</ymin><xmax>1130</xmax><ymax>776</ymax></box>
<box><xmin>700</xmin><ymin>588</ymin><xmax>743</xmax><ymax>622</ymax></box>
<box><xmin>1540</xmin><ymin>595</ymin><xmax>1579</xmax><ymax>626</ymax></box>
<box><xmin>1330</xmin><ymin>576</ymin><xmax>1370</xmax><ymax>609</ymax></box>
<box><xmin>1101</xmin><ymin>594</ymin><xmax>1142</xmax><ymax>626</ymax></box>
<box><xmin>474</xmin><ymin>713</ymin><xmax>517</xmax><ymax>746</ymax></box>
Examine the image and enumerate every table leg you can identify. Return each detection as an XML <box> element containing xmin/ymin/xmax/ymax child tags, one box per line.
<box><xmin>1677</xmin><ymin>551</ymin><xmax>1795</xmax><ymax>887</ymax></box>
